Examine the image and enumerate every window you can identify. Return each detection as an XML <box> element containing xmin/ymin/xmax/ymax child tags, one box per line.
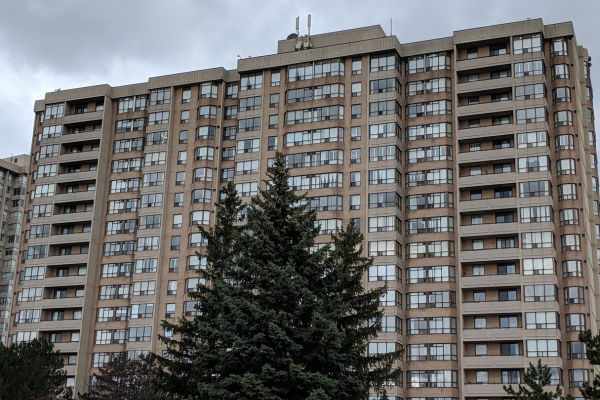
<box><xmin>519</xmin><ymin>181</ymin><xmax>550</xmax><ymax>197</ymax></box>
<box><xmin>239</xmin><ymin>96</ymin><xmax>261</xmax><ymax>112</ymax></box>
<box><xmin>240</xmin><ymin>73</ymin><xmax>263</xmax><ymax>90</ymax></box>
<box><xmin>407</xmin><ymin>370</ymin><xmax>457</xmax><ymax>388</ymax></box>
<box><xmin>235</xmin><ymin>182</ymin><xmax>258</xmax><ymax>197</ymax></box>
<box><xmin>407</xmin><ymin>241</ymin><xmax>455</xmax><ymax>258</ymax></box>
<box><xmin>559</xmin><ymin>209</ymin><xmax>579</xmax><ymax>226</ymax></box>
<box><xmin>467</xmin><ymin>48</ymin><xmax>478</xmax><ymax>59</ymax></box>
<box><xmin>472</xmin><ymin>240</ymin><xmax>483</xmax><ymax>250</ymax></box>
<box><xmin>555</xmin><ymin>134</ymin><xmax>574</xmax><ymax>151</ymax></box>
<box><xmin>43</xmin><ymin>103</ymin><xmax>64</xmax><ymax>120</ymax></box>
<box><xmin>226</xmin><ymin>83</ymin><xmax>238</xmax><ymax>99</ymax></box>
<box><xmin>522</xmin><ymin>232</ymin><xmax>552</xmax><ymax>248</ymax></box>
<box><xmin>407</xmin><ymin>169</ymin><xmax>452</xmax><ymax>186</ymax></box>
<box><xmin>148</xmin><ymin>111</ymin><xmax>169</xmax><ymax>126</ymax></box>
<box><xmin>523</xmin><ymin>258</ymin><xmax>553</xmax><ymax>275</ymax></box>
<box><xmin>527</xmin><ymin>339</ymin><xmax>559</xmax><ymax>357</ymax></box>
<box><xmin>407</xmin><ymin>146</ymin><xmax>452</xmax><ymax>163</ymax></box>
<box><xmin>558</xmin><ymin>183</ymin><xmax>577</xmax><ymax>200</ymax></box>
<box><xmin>369</xmin><ymin>192</ymin><xmax>400</xmax><ymax>209</ymax></box>
<box><xmin>496</xmin><ymin>212</ymin><xmax>514</xmax><ymax>223</ymax></box>
<box><xmin>129</xmin><ymin>327</ymin><xmax>151</xmax><ymax>342</ymax></box>
<box><xmin>514</xmin><ymin>60</ymin><xmax>543</xmax><ymax>77</ymax></box>
<box><xmin>567</xmin><ymin>341</ymin><xmax>586</xmax><ymax>359</ymax></box>
<box><xmin>471</xmin><ymin>215</ymin><xmax>482</xmax><ymax>225</ymax></box>
<box><xmin>351</xmin><ymin>104</ymin><xmax>361</xmax><ymax>119</ymax></box>
<box><xmin>270</xmin><ymin>93</ymin><xmax>279</xmax><ymax>107</ymax></box>
<box><xmin>491</xmin><ymin>70</ymin><xmax>508</xmax><ymax>79</ymax></box>
<box><xmin>552</xmin><ymin>64</ymin><xmax>570</xmax><ymax>80</ymax></box>
<box><xmin>557</xmin><ymin>159</ymin><xmax>576</xmax><ymax>175</ymax></box>
<box><xmin>192</xmin><ymin>189</ymin><xmax>212</xmax><ymax>204</ymax></box>
<box><xmin>406</xmin><ymin>123</ymin><xmax>451</xmax><ymax>140</ymax></box>
<box><xmin>406</xmin><ymin>217</ymin><xmax>453</xmax><ymax>234</ymax></box>
<box><xmin>500</xmin><ymin>315</ymin><xmax>519</xmax><ymax>328</ymax></box>
<box><xmin>468</xmin><ymin>119</ymin><xmax>480</xmax><ymax>128</ymax></box>
<box><xmin>287</xmin><ymin>84</ymin><xmax>344</xmax><ymax>103</ymax></box>
<box><xmin>200</xmin><ymin>82</ymin><xmax>218</xmax><ymax>99</ymax></box>
<box><xmin>563</xmin><ymin>260</ymin><xmax>583</xmax><ymax>278</ymax></box>
<box><xmin>524</xmin><ymin>284</ymin><xmax>555</xmax><ymax>301</ymax></box>
<box><xmin>514</xmin><ymin>34</ymin><xmax>541</xmax><ymax>54</ymax></box>
<box><xmin>564</xmin><ymin>286</ymin><xmax>584</xmax><ymax>304</ymax></box>
<box><xmin>37</xmin><ymin>145</ymin><xmax>59</xmax><ymax>159</ymax></box>
<box><xmin>526</xmin><ymin>311</ymin><xmax>557</xmax><ymax>329</ymax></box>
<box><xmin>516</xmin><ymin>107</ymin><xmax>545</xmax><ymax>124</ymax></box>
<box><xmin>552</xmin><ymin>87</ymin><xmax>571</xmax><ymax>103</ymax></box>
<box><xmin>141</xmin><ymin>193</ymin><xmax>162</xmax><ymax>208</ymax></box>
<box><xmin>406</xmin><ymin>100</ymin><xmax>450</xmax><ymax>118</ymax></box>
<box><xmin>490</xmin><ymin>290</ymin><xmax>516</xmax><ymax>303</ymax></box>
<box><xmin>351</xmin><ymin>57</ymin><xmax>362</xmax><ymax>74</ymax></box>
<box><xmin>197</xmin><ymin>105</ymin><xmax>216</xmax><ymax>119</ymax></box>
<box><xmin>371</xmin><ymin>53</ymin><xmax>398</xmax><ymax>71</ymax></box>
<box><xmin>142</xmin><ymin>172</ymin><xmax>164</xmax><ymax>187</ymax></box>
<box><xmin>407</xmin><ymin>78</ymin><xmax>451</xmax><ymax>96</ymax></box>
<box><xmin>566</xmin><ymin>314</ymin><xmax>586</xmax><ymax>331</ymax></box>
<box><xmin>195</xmin><ymin>146</ymin><xmax>215</xmax><ymax>161</ymax></box>
<box><xmin>569</xmin><ymin>370</ymin><xmax>589</xmax><ymax>387</ymax></box>
<box><xmin>238</xmin><ymin>117</ymin><xmax>261</xmax><ymax>132</ymax></box>
<box><xmin>406</xmin><ymin>192</ymin><xmax>452</xmax><ymax>210</ymax></box>
<box><xmin>407</xmin><ymin>52</ymin><xmax>450</xmax><ymax>74</ymax></box>
<box><xmin>501</xmin><ymin>342</ymin><xmax>520</xmax><ymax>356</ymax></box>
<box><xmin>351</xmin><ymin>82</ymin><xmax>362</xmax><ymax>96</ymax></box>
<box><xmin>270</xmin><ymin>70</ymin><xmax>280</xmax><ymax>86</ymax></box>
<box><xmin>150</xmin><ymin>88</ymin><xmax>170</xmax><ymax>105</ymax></box>
<box><xmin>516</xmin><ymin>84</ymin><xmax>544</xmax><ymax>100</ymax></box>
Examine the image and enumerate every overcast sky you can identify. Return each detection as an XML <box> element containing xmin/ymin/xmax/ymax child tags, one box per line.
<box><xmin>1</xmin><ymin>0</ymin><xmax>599</xmax><ymax>157</ymax></box>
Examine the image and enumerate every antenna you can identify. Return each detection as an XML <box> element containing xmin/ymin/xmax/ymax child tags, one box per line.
<box><xmin>308</xmin><ymin>14</ymin><xmax>311</xmax><ymax>37</ymax></box>
<box><xmin>390</xmin><ymin>18</ymin><xmax>392</xmax><ymax>36</ymax></box>
<box><xmin>296</xmin><ymin>16</ymin><xmax>300</xmax><ymax>36</ymax></box>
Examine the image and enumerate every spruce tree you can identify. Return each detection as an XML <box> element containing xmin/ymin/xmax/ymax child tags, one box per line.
<box><xmin>79</xmin><ymin>354</ymin><xmax>158</xmax><ymax>400</ymax></box>
<box><xmin>578</xmin><ymin>330</ymin><xmax>600</xmax><ymax>399</ymax></box>
<box><xmin>151</xmin><ymin>152</ymin><xmax>401</xmax><ymax>399</ymax></box>
<box><xmin>503</xmin><ymin>359</ymin><xmax>564</xmax><ymax>400</ymax></box>
<box><xmin>0</xmin><ymin>338</ymin><xmax>66</xmax><ymax>400</ymax></box>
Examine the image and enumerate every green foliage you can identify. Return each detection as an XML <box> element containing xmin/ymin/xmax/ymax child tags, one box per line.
<box><xmin>80</xmin><ymin>354</ymin><xmax>159</xmax><ymax>400</ymax></box>
<box><xmin>578</xmin><ymin>330</ymin><xmax>600</xmax><ymax>399</ymax></box>
<box><xmin>503</xmin><ymin>359</ymin><xmax>563</xmax><ymax>400</ymax></box>
<box><xmin>0</xmin><ymin>338</ymin><xmax>66</xmax><ymax>400</ymax></box>
<box><xmin>151</xmin><ymin>152</ymin><xmax>401</xmax><ymax>400</ymax></box>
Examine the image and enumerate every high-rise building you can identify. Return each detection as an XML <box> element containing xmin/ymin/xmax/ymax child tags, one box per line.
<box><xmin>11</xmin><ymin>18</ymin><xmax>598</xmax><ymax>398</ymax></box>
<box><xmin>0</xmin><ymin>155</ymin><xmax>29</xmax><ymax>345</ymax></box>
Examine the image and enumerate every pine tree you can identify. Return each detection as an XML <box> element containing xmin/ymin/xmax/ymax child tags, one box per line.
<box><xmin>503</xmin><ymin>359</ymin><xmax>564</xmax><ymax>400</ymax></box>
<box><xmin>151</xmin><ymin>152</ymin><xmax>401</xmax><ymax>399</ymax></box>
<box><xmin>79</xmin><ymin>354</ymin><xmax>158</xmax><ymax>400</ymax></box>
<box><xmin>0</xmin><ymin>337</ymin><xmax>66</xmax><ymax>400</ymax></box>
<box><xmin>578</xmin><ymin>330</ymin><xmax>600</xmax><ymax>399</ymax></box>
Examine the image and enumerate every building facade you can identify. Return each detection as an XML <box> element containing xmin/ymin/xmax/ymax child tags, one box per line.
<box><xmin>11</xmin><ymin>18</ymin><xmax>599</xmax><ymax>398</ymax></box>
<box><xmin>0</xmin><ymin>155</ymin><xmax>29</xmax><ymax>346</ymax></box>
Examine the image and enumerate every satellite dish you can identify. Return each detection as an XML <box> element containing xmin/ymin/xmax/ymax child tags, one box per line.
<box><xmin>287</xmin><ymin>33</ymin><xmax>298</xmax><ymax>40</ymax></box>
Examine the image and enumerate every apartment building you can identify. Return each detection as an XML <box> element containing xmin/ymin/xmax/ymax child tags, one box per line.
<box><xmin>11</xmin><ymin>18</ymin><xmax>598</xmax><ymax>398</ymax></box>
<box><xmin>0</xmin><ymin>155</ymin><xmax>29</xmax><ymax>346</ymax></box>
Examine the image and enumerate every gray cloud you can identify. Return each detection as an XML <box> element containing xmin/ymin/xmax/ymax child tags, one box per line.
<box><xmin>0</xmin><ymin>0</ymin><xmax>599</xmax><ymax>157</ymax></box>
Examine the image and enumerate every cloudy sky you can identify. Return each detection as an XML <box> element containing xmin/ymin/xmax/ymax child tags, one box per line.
<box><xmin>1</xmin><ymin>0</ymin><xmax>599</xmax><ymax>157</ymax></box>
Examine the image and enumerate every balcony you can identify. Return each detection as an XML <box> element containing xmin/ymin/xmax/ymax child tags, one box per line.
<box><xmin>456</xmin><ymin>53</ymin><xmax>512</xmax><ymax>71</ymax></box>
<box><xmin>457</xmin><ymin>77</ymin><xmax>513</xmax><ymax>95</ymax></box>
<box><xmin>54</xmin><ymin>191</ymin><xmax>96</xmax><ymax>204</ymax></box>
<box><xmin>460</xmin><ymin>222</ymin><xmax>518</xmax><ymax>237</ymax></box>
<box><xmin>43</xmin><ymin>275</ymin><xmax>87</xmax><ymax>287</ymax></box>
<box><xmin>62</xmin><ymin>110</ymin><xmax>103</xmax><ymax>125</ymax></box>
<box><xmin>463</xmin><ymin>383</ymin><xmax>517</xmax><ymax>397</ymax></box>
<box><xmin>55</xmin><ymin>171</ymin><xmax>97</xmax><ymax>184</ymax></box>
<box><xmin>38</xmin><ymin>319</ymin><xmax>82</xmax><ymax>331</ymax></box>
<box><xmin>462</xmin><ymin>328</ymin><xmax>562</xmax><ymax>341</ymax></box>
<box><xmin>460</xmin><ymin>248</ymin><xmax>519</xmax><ymax>263</ymax></box>
<box><xmin>45</xmin><ymin>253</ymin><xmax>89</xmax><ymax>266</ymax></box>
<box><xmin>462</xmin><ymin>301</ymin><xmax>522</xmax><ymax>314</ymax></box>
<box><xmin>461</xmin><ymin>273</ymin><xmax>522</xmax><ymax>288</ymax></box>
<box><xmin>47</xmin><ymin>232</ymin><xmax>91</xmax><ymax>246</ymax></box>
<box><xmin>457</xmin><ymin>100</ymin><xmax>514</xmax><ymax>118</ymax></box>
<box><xmin>459</xmin><ymin>197</ymin><xmax>517</xmax><ymax>213</ymax></box>
<box><xmin>464</xmin><ymin>355</ymin><xmax>525</xmax><ymax>369</ymax></box>
<box><xmin>40</xmin><ymin>296</ymin><xmax>84</xmax><ymax>309</ymax></box>
<box><xmin>459</xmin><ymin>172</ymin><xmax>516</xmax><ymax>188</ymax></box>
<box><xmin>53</xmin><ymin>342</ymin><xmax>80</xmax><ymax>353</ymax></box>
<box><xmin>458</xmin><ymin>148</ymin><xmax>515</xmax><ymax>164</ymax></box>
<box><xmin>57</xmin><ymin>150</ymin><xmax>99</xmax><ymax>164</ymax></box>
<box><xmin>51</xmin><ymin>211</ymin><xmax>93</xmax><ymax>224</ymax></box>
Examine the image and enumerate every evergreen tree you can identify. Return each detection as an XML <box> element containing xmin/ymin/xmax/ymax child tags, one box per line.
<box><xmin>503</xmin><ymin>359</ymin><xmax>564</xmax><ymax>400</ymax></box>
<box><xmin>0</xmin><ymin>337</ymin><xmax>66</xmax><ymax>400</ymax></box>
<box><xmin>80</xmin><ymin>354</ymin><xmax>158</xmax><ymax>400</ymax></box>
<box><xmin>151</xmin><ymin>152</ymin><xmax>401</xmax><ymax>399</ymax></box>
<box><xmin>578</xmin><ymin>330</ymin><xmax>600</xmax><ymax>399</ymax></box>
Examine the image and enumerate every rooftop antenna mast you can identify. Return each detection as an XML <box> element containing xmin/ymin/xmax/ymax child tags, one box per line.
<box><xmin>296</xmin><ymin>16</ymin><xmax>300</xmax><ymax>36</ymax></box>
<box><xmin>308</xmin><ymin>14</ymin><xmax>311</xmax><ymax>37</ymax></box>
<box><xmin>390</xmin><ymin>18</ymin><xmax>392</xmax><ymax>36</ymax></box>
<box><xmin>295</xmin><ymin>15</ymin><xmax>312</xmax><ymax>50</ymax></box>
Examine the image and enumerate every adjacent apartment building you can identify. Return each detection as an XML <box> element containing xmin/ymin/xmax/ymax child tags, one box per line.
<box><xmin>10</xmin><ymin>18</ymin><xmax>598</xmax><ymax>398</ymax></box>
<box><xmin>0</xmin><ymin>155</ymin><xmax>29</xmax><ymax>345</ymax></box>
